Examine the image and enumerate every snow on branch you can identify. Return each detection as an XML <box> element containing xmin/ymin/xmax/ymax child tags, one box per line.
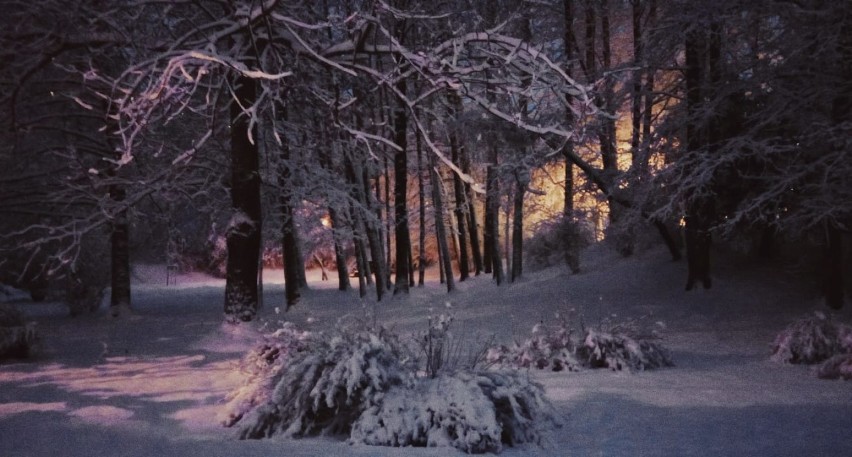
<box><xmin>184</xmin><ymin>51</ymin><xmax>292</xmax><ymax>80</ymax></box>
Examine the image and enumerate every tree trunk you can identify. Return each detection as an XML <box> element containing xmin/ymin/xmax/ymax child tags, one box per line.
<box><xmin>328</xmin><ymin>206</ymin><xmax>351</xmax><ymax>291</ymax></box>
<box><xmin>109</xmin><ymin>183</ymin><xmax>131</xmax><ymax>317</ymax></box>
<box><xmin>504</xmin><ymin>189</ymin><xmax>513</xmax><ymax>280</ymax></box>
<box><xmin>350</xmin><ymin>204</ymin><xmax>369</xmax><ymax>297</ymax></box>
<box><xmin>484</xmin><ymin>149</ymin><xmax>503</xmax><ymax>284</ymax></box>
<box><xmin>367</xmin><ymin>166</ymin><xmax>389</xmax><ymax>300</ymax></box>
<box><xmin>392</xmin><ymin>80</ymin><xmax>411</xmax><ymax>295</ymax></box>
<box><xmin>630</xmin><ymin>0</ymin><xmax>643</xmax><ymax>167</ymax></box>
<box><xmin>416</xmin><ymin>122</ymin><xmax>427</xmax><ymax>286</ymax></box>
<box><xmin>438</xmin><ymin>238</ymin><xmax>446</xmax><ymax>284</ymax></box>
<box><xmin>684</xmin><ymin>26</ymin><xmax>713</xmax><ymax>291</ymax></box>
<box><xmin>383</xmin><ymin>158</ymin><xmax>392</xmax><ymax>287</ymax></box>
<box><xmin>449</xmin><ymin>100</ymin><xmax>470</xmax><ymax>282</ymax></box>
<box><xmin>483</xmin><ymin>186</ymin><xmax>493</xmax><ymax>276</ymax></box>
<box><xmin>280</xmin><ymin>163</ymin><xmax>302</xmax><ymax>308</ymax></box>
<box><xmin>450</xmin><ymin>92</ymin><xmax>483</xmax><ymax>276</ymax></box>
<box><xmin>428</xmin><ymin>149</ymin><xmax>455</xmax><ymax>293</ymax></box>
<box><xmin>346</xmin><ymin>149</ymin><xmax>386</xmax><ymax>300</ymax></box>
<box><xmin>637</xmin><ymin>0</ymin><xmax>657</xmax><ymax>175</ymax></box>
<box><xmin>824</xmin><ymin>223</ymin><xmax>845</xmax><ymax>309</ymax></box>
<box><xmin>465</xmin><ymin>189</ymin><xmax>483</xmax><ymax>276</ymax></box>
<box><xmin>344</xmin><ymin>154</ymin><xmax>370</xmax><ymax>297</ymax></box>
<box><xmin>511</xmin><ymin>169</ymin><xmax>527</xmax><ymax>282</ymax></box>
<box><xmin>225</xmin><ymin>75</ymin><xmax>262</xmax><ymax>321</ymax></box>
<box><xmin>563</xmin><ymin>0</ymin><xmax>580</xmax><ymax>274</ymax></box>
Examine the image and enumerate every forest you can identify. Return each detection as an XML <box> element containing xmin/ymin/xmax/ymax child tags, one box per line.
<box><xmin>1</xmin><ymin>0</ymin><xmax>850</xmax><ymax>315</ymax></box>
<box><xmin>1</xmin><ymin>0</ymin><xmax>851</xmax><ymax>455</ymax></box>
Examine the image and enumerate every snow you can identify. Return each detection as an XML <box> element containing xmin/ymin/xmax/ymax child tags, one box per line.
<box><xmin>2</xmin><ymin>245</ymin><xmax>852</xmax><ymax>456</ymax></box>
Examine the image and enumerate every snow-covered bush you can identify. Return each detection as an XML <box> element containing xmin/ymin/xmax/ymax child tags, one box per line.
<box><xmin>351</xmin><ymin>371</ymin><xmax>558</xmax><ymax>454</ymax></box>
<box><xmin>476</xmin><ymin>371</ymin><xmax>559</xmax><ymax>447</ymax></box>
<box><xmin>0</xmin><ymin>303</ymin><xmax>38</xmax><ymax>360</ymax></box>
<box><xmin>816</xmin><ymin>354</ymin><xmax>852</xmax><ymax>380</ymax></box>
<box><xmin>487</xmin><ymin>317</ymin><xmax>580</xmax><ymax>372</ymax></box>
<box><xmin>235</xmin><ymin>324</ymin><xmax>415</xmax><ymax>439</ymax></box>
<box><xmin>221</xmin><ymin>322</ymin><xmax>311</xmax><ymax>427</ymax></box>
<box><xmin>489</xmin><ymin>312</ymin><xmax>672</xmax><ymax>372</ymax></box>
<box><xmin>577</xmin><ymin>329</ymin><xmax>673</xmax><ymax>371</ymax></box>
<box><xmin>227</xmin><ymin>318</ymin><xmax>562</xmax><ymax>453</ymax></box>
<box><xmin>576</xmin><ymin>314</ymin><xmax>673</xmax><ymax>371</ymax></box>
<box><xmin>351</xmin><ymin>373</ymin><xmax>503</xmax><ymax>453</ymax></box>
<box><xmin>770</xmin><ymin>312</ymin><xmax>852</xmax><ymax>364</ymax></box>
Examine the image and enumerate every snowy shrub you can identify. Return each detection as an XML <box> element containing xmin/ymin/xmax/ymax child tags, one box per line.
<box><xmin>235</xmin><ymin>324</ymin><xmax>415</xmax><ymax>439</ymax></box>
<box><xmin>351</xmin><ymin>371</ymin><xmax>558</xmax><ymax>454</ymax></box>
<box><xmin>487</xmin><ymin>317</ymin><xmax>580</xmax><ymax>372</ymax></box>
<box><xmin>221</xmin><ymin>322</ymin><xmax>311</xmax><ymax>427</ymax></box>
<box><xmin>227</xmin><ymin>318</ymin><xmax>562</xmax><ymax>453</ymax></box>
<box><xmin>770</xmin><ymin>312</ymin><xmax>852</xmax><ymax>364</ymax></box>
<box><xmin>576</xmin><ymin>314</ymin><xmax>673</xmax><ymax>371</ymax></box>
<box><xmin>816</xmin><ymin>354</ymin><xmax>852</xmax><ymax>380</ymax></box>
<box><xmin>577</xmin><ymin>329</ymin><xmax>673</xmax><ymax>371</ymax></box>
<box><xmin>0</xmin><ymin>303</ymin><xmax>39</xmax><ymax>360</ymax></box>
<box><xmin>351</xmin><ymin>373</ymin><xmax>503</xmax><ymax>453</ymax></box>
<box><xmin>476</xmin><ymin>371</ymin><xmax>560</xmax><ymax>447</ymax></box>
<box><xmin>489</xmin><ymin>312</ymin><xmax>671</xmax><ymax>372</ymax></box>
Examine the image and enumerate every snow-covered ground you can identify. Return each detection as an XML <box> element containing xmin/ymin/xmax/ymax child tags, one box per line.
<box><xmin>2</xmin><ymin>245</ymin><xmax>852</xmax><ymax>456</ymax></box>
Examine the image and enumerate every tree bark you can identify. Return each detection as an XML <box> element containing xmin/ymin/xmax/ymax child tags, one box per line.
<box><xmin>484</xmin><ymin>147</ymin><xmax>503</xmax><ymax>284</ymax></box>
<box><xmin>450</xmin><ymin>92</ymin><xmax>483</xmax><ymax>276</ymax></box>
<box><xmin>563</xmin><ymin>0</ymin><xmax>580</xmax><ymax>273</ymax></box>
<box><xmin>824</xmin><ymin>223</ymin><xmax>845</xmax><ymax>309</ymax></box>
<box><xmin>449</xmin><ymin>97</ymin><xmax>470</xmax><ymax>282</ymax></box>
<box><xmin>630</xmin><ymin>0</ymin><xmax>644</xmax><ymax>167</ymax></box>
<box><xmin>392</xmin><ymin>79</ymin><xmax>411</xmax><ymax>295</ymax></box>
<box><xmin>349</xmin><ymin>203</ymin><xmax>369</xmax><ymax>297</ymax></box>
<box><xmin>511</xmin><ymin>169</ymin><xmax>527</xmax><ymax>282</ymax></box>
<box><xmin>344</xmin><ymin>152</ymin><xmax>371</xmax><ymax>297</ymax></box>
<box><xmin>366</xmin><ymin>165</ymin><xmax>389</xmax><ymax>300</ymax></box>
<box><xmin>328</xmin><ymin>205</ymin><xmax>351</xmax><ymax>291</ymax></box>
<box><xmin>346</xmin><ymin>148</ymin><xmax>386</xmax><ymax>300</ymax></box>
<box><xmin>225</xmin><ymin>75</ymin><xmax>262</xmax><ymax>321</ymax></box>
<box><xmin>416</xmin><ymin>122</ymin><xmax>427</xmax><ymax>286</ymax></box>
<box><xmin>635</xmin><ymin>0</ymin><xmax>657</xmax><ymax>175</ymax></box>
<box><xmin>684</xmin><ymin>26</ymin><xmax>713</xmax><ymax>291</ymax></box>
<box><xmin>428</xmin><ymin>148</ymin><xmax>455</xmax><ymax>293</ymax></box>
<box><xmin>382</xmin><ymin>159</ymin><xmax>392</xmax><ymax>284</ymax></box>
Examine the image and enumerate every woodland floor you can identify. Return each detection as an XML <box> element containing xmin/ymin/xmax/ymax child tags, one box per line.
<box><xmin>2</xmin><ymin>245</ymin><xmax>852</xmax><ymax>456</ymax></box>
